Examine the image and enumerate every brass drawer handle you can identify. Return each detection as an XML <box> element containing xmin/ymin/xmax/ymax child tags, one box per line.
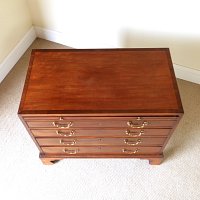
<box><xmin>124</xmin><ymin>139</ymin><xmax>142</xmax><ymax>146</ymax></box>
<box><xmin>127</xmin><ymin>121</ymin><xmax>148</xmax><ymax>128</ymax></box>
<box><xmin>56</xmin><ymin>130</ymin><xmax>75</xmax><ymax>137</ymax></box>
<box><xmin>63</xmin><ymin>148</ymin><xmax>79</xmax><ymax>154</ymax></box>
<box><xmin>122</xmin><ymin>148</ymin><xmax>139</xmax><ymax>154</ymax></box>
<box><xmin>125</xmin><ymin>130</ymin><xmax>144</xmax><ymax>137</ymax></box>
<box><xmin>52</xmin><ymin>121</ymin><xmax>73</xmax><ymax>128</ymax></box>
<box><xmin>60</xmin><ymin>139</ymin><xmax>76</xmax><ymax>145</ymax></box>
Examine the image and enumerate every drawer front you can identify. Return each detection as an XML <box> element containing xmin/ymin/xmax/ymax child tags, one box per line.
<box><xmin>42</xmin><ymin>146</ymin><xmax>162</xmax><ymax>154</ymax></box>
<box><xmin>26</xmin><ymin>117</ymin><xmax>177</xmax><ymax>128</ymax></box>
<box><xmin>37</xmin><ymin>137</ymin><xmax>166</xmax><ymax>146</ymax></box>
<box><xmin>31</xmin><ymin>128</ymin><xmax>171</xmax><ymax>137</ymax></box>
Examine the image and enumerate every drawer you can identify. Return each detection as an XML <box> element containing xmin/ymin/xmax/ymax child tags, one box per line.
<box><xmin>26</xmin><ymin>117</ymin><xmax>177</xmax><ymax>128</ymax></box>
<box><xmin>41</xmin><ymin>146</ymin><xmax>162</xmax><ymax>154</ymax></box>
<box><xmin>37</xmin><ymin>137</ymin><xmax>166</xmax><ymax>146</ymax></box>
<box><xmin>31</xmin><ymin>128</ymin><xmax>171</xmax><ymax>137</ymax></box>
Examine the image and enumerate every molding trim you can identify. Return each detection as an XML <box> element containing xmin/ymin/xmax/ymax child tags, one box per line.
<box><xmin>35</xmin><ymin>26</ymin><xmax>73</xmax><ymax>48</ymax></box>
<box><xmin>0</xmin><ymin>27</ymin><xmax>36</xmax><ymax>83</ymax></box>
<box><xmin>173</xmin><ymin>64</ymin><xmax>200</xmax><ymax>84</ymax></box>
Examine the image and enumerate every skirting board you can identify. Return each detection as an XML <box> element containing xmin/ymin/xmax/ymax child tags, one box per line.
<box><xmin>0</xmin><ymin>27</ymin><xmax>36</xmax><ymax>84</ymax></box>
<box><xmin>34</xmin><ymin>26</ymin><xmax>73</xmax><ymax>48</ymax></box>
<box><xmin>173</xmin><ymin>64</ymin><xmax>200</xmax><ymax>84</ymax></box>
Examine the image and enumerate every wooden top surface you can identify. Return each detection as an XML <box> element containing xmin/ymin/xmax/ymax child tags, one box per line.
<box><xmin>18</xmin><ymin>48</ymin><xmax>183</xmax><ymax>115</ymax></box>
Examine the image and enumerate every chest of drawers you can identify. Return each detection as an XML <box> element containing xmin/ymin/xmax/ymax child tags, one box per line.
<box><xmin>18</xmin><ymin>48</ymin><xmax>183</xmax><ymax>165</ymax></box>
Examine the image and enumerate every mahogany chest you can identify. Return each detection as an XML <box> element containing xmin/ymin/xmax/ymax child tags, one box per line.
<box><xmin>18</xmin><ymin>48</ymin><xmax>183</xmax><ymax>165</ymax></box>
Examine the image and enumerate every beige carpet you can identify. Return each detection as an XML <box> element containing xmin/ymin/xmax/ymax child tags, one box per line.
<box><xmin>0</xmin><ymin>39</ymin><xmax>200</xmax><ymax>200</ymax></box>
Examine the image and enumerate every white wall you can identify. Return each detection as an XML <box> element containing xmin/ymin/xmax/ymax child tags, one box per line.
<box><xmin>0</xmin><ymin>0</ymin><xmax>32</xmax><ymax>63</ymax></box>
<box><xmin>28</xmin><ymin>0</ymin><xmax>200</xmax><ymax>70</ymax></box>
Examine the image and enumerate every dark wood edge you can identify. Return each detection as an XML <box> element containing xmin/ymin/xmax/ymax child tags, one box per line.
<box><xmin>18</xmin><ymin>114</ymin><xmax>43</xmax><ymax>152</ymax></box>
<box><xmin>160</xmin><ymin>113</ymin><xmax>184</xmax><ymax>152</ymax></box>
<box><xmin>18</xmin><ymin>50</ymin><xmax>35</xmax><ymax>114</ymax></box>
<box><xmin>161</xmin><ymin>51</ymin><xmax>184</xmax><ymax>151</ymax></box>
<box><xmin>18</xmin><ymin>109</ymin><xmax>183</xmax><ymax>115</ymax></box>
<box><xmin>38</xmin><ymin>143</ymin><xmax>165</xmax><ymax>147</ymax></box>
<box><xmin>29</xmin><ymin>132</ymin><xmax>174</xmax><ymax>137</ymax></box>
<box><xmin>39</xmin><ymin>152</ymin><xmax>164</xmax><ymax>159</ymax></box>
<box><xmin>19</xmin><ymin>113</ymin><xmax>182</xmax><ymax>117</ymax></box>
<box><xmin>22</xmin><ymin>115</ymin><xmax>179</xmax><ymax>119</ymax></box>
<box><xmin>166</xmin><ymin>49</ymin><xmax>184</xmax><ymax>114</ymax></box>
<box><xmin>31</xmin><ymin>48</ymin><xmax>169</xmax><ymax>53</ymax></box>
<box><xmin>35</xmin><ymin>136</ymin><xmax>168</xmax><ymax>139</ymax></box>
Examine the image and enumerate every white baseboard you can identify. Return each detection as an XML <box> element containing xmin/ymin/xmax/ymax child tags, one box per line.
<box><xmin>173</xmin><ymin>64</ymin><xmax>200</xmax><ymax>84</ymax></box>
<box><xmin>0</xmin><ymin>27</ymin><xmax>36</xmax><ymax>83</ymax></box>
<box><xmin>35</xmin><ymin>26</ymin><xmax>73</xmax><ymax>48</ymax></box>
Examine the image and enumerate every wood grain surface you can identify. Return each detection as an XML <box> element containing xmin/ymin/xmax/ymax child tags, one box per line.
<box><xmin>18</xmin><ymin>48</ymin><xmax>183</xmax><ymax>115</ymax></box>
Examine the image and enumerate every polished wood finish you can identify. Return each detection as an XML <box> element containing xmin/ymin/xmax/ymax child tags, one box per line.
<box><xmin>37</xmin><ymin>137</ymin><xmax>166</xmax><ymax>146</ymax></box>
<box><xmin>18</xmin><ymin>49</ymin><xmax>183</xmax><ymax>115</ymax></box>
<box><xmin>26</xmin><ymin>117</ymin><xmax>177</xmax><ymax>128</ymax></box>
<box><xmin>41</xmin><ymin>146</ymin><xmax>162</xmax><ymax>154</ymax></box>
<box><xmin>31</xmin><ymin>128</ymin><xmax>171</xmax><ymax>137</ymax></box>
<box><xmin>18</xmin><ymin>48</ymin><xmax>183</xmax><ymax>165</ymax></box>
